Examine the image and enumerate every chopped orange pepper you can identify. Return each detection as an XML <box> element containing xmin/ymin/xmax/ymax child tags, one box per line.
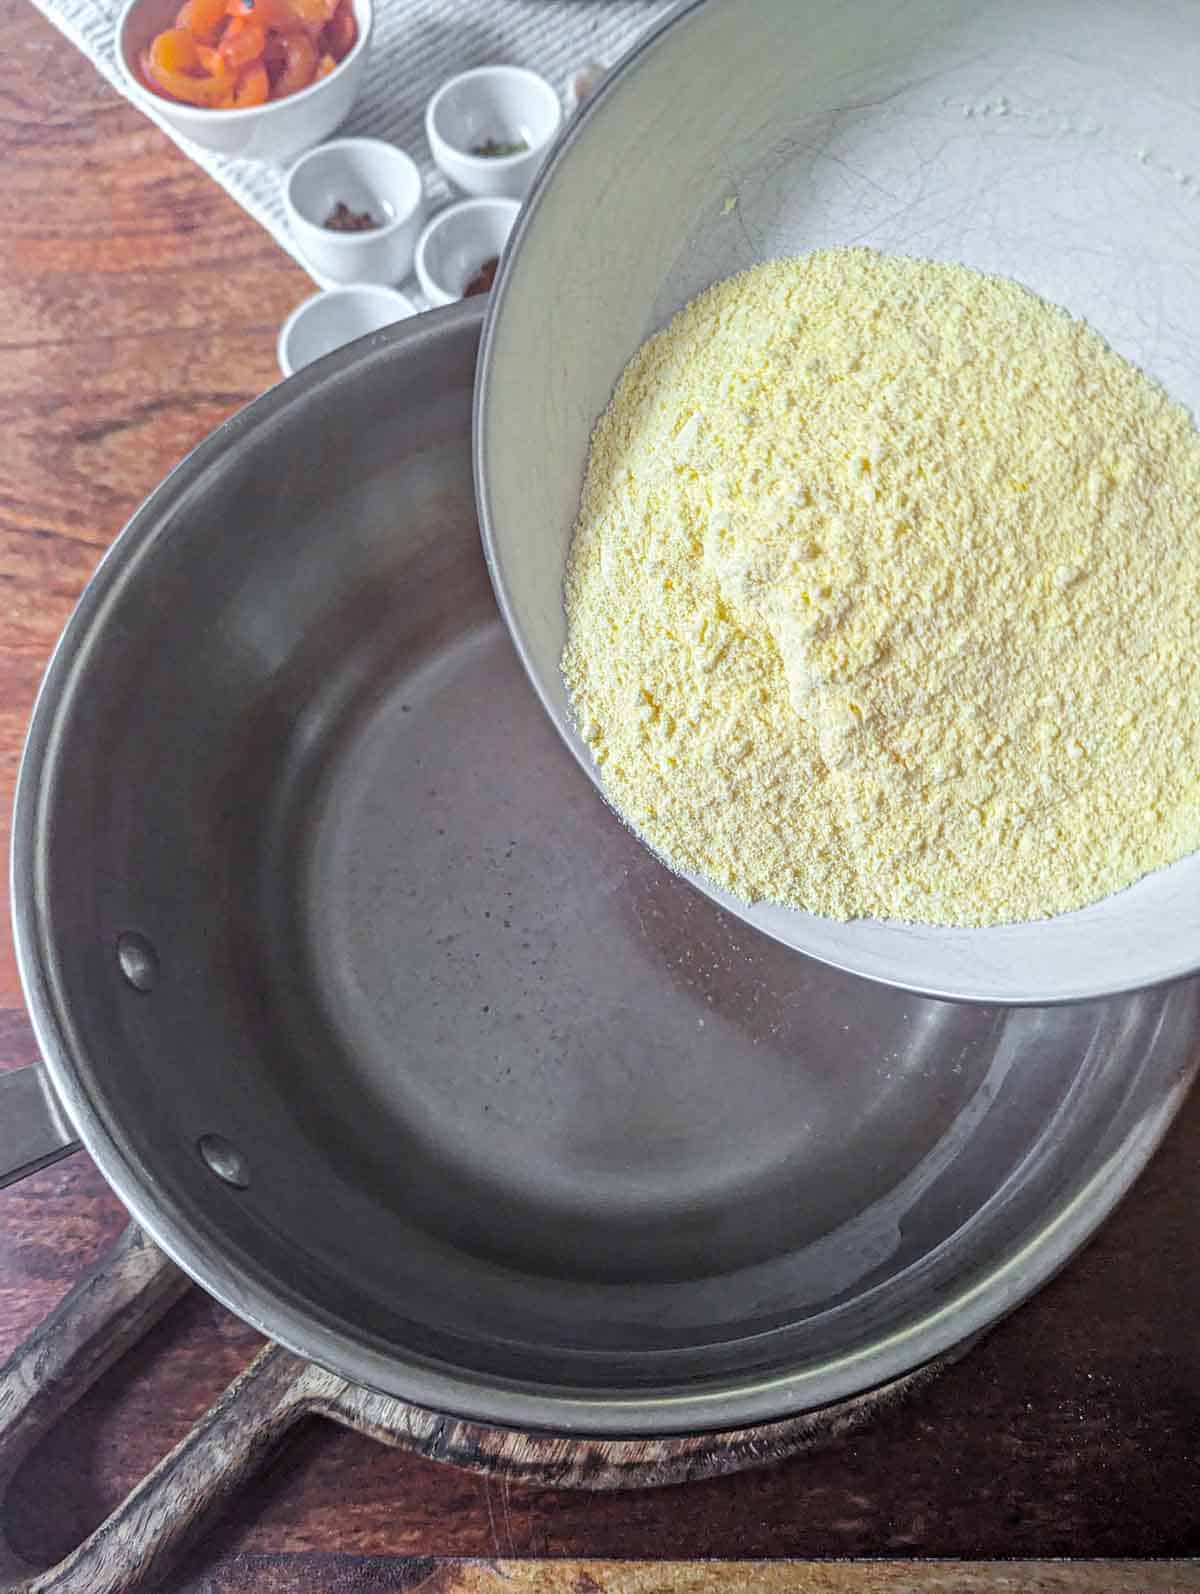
<box><xmin>320</xmin><ymin>0</ymin><xmax>354</xmax><ymax>60</ymax></box>
<box><xmin>260</xmin><ymin>28</ymin><xmax>286</xmax><ymax>83</ymax></box>
<box><xmin>279</xmin><ymin>0</ymin><xmax>332</xmax><ymax>36</ymax></box>
<box><xmin>146</xmin><ymin>0</ymin><xmax>345</xmax><ymax>106</ymax></box>
<box><xmin>144</xmin><ymin>49</ymin><xmax>232</xmax><ymax>105</ymax></box>
<box><xmin>150</xmin><ymin>26</ymin><xmax>201</xmax><ymax>72</ymax></box>
<box><xmin>240</xmin><ymin>60</ymin><xmax>270</xmax><ymax>103</ymax></box>
<box><xmin>273</xmin><ymin>27</ymin><xmax>316</xmax><ymax>95</ymax></box>
<box><xmin>219</xmin><ymin>17</ymin><xmax>266</xmax><ymax>68</ymax></box>
<box><xmin>228</xmin><ymin>59</ymin><xmax>270</xmax><ymax>104</ymax></box>
<box><xmin>226</xmin><ymin>0</ymin><xmax>291</xmax><ymax>24</ymax></box>
<box><xmin>186</xmin><ymin>0</ymin><xmax>228</xmax><ymax>44</ymax></box>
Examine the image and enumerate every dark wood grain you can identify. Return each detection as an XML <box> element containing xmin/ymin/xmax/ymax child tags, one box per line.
<box><xmin>0</xmin><ymin>0</ymin><xmax>1198</xmax><ymax>1586</ymax></box>
<box><xmin>0</xmin><ymin>1228</ymin><xmax>959</xmax><ymax>1592</ymax></box>
<box><xmin>175</xmin><ymin>1558</ymin><xmax>1200</xmax><ymax>1592</ymax></box>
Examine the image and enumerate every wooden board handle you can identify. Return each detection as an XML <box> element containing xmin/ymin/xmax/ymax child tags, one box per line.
<box><xmin>0</xmin><ymin>1222</ymin><xmax>188</xmax><ymax>1499</ymax></box>
<box><xmin>0</xmin><ymin>1222</ymin><xmax>326</xmax><ymax>1594</ymax></box>
<box><xmin>0</xmin><ymin>1220</ymin><xmax>976</xmax><ymax>1591</ymax></box>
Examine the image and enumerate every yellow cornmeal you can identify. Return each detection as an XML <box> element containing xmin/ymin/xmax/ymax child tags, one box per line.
<box><xmin>561</xmin><ymin>248</ymin><xmax>1200</xmax><ymax>927</ymax></box>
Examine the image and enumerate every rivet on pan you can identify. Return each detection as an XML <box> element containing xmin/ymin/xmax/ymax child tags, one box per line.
<box><xmin>116</xmin><ymin>931</ymin><xmax>159</xmax><ymax>992</ymax></box>
<box><xmin>197</xmin><ymin>1134</ymin><xmax>250</xmax><ymax>1190</ymax></box>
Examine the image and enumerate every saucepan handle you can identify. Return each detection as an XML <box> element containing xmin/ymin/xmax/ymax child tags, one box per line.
<box><xmin>0</xmin><ymin>1066</ymin><xmax>79</xmax><ymax>1189</ymax></box>
<box><xmin>0</xmin><ymin>1222</ymin><xmax>327</xmax><ymax>1594</ymax></box>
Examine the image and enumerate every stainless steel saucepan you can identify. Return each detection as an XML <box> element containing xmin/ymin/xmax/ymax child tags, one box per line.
<box><xmin>0</xmin><ymin>300</ymin><xmax>1196</xmax><ymax>1591</ymax></box>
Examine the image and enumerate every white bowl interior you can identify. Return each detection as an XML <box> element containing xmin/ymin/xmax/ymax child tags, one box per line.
<box><xmin>421</xmin><ymin>203</ymin><xmax>518</xmax><ymax>298</ymax></box>
<box><xmin>288</xmin><ymin>142</ymin><xmax>420</xmax><ymax>233</ymax></box>
<box><xmin>477</xmin><ymin>0</ymin><xmax>1200</xmax><ymax>1005</ymax></box>
<box><xmin>431</xmin><ymin>69</ymin><xmax>559</xmax><ymax>157</ymax></box>
<box><xmin>282</xmin><ymin>289</ymin><xmax>413</xmax><ymax>374</ymax></box>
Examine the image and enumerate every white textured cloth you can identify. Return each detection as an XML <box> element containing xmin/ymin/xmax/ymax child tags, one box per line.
<box><xmin>30</xmin><ymin>0</ymin><xmax>676</xmax><ymax>292</ymax></box>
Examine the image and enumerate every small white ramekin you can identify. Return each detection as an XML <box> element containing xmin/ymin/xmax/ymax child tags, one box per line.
<box><xmin>425</xmin><ymin>66</ymin><xmax>561</xmax><ymax>200</ymax></box>
<box><xmin>284</xmin><ymin>138</ymin><xmax>425</xmax><ymax>286</ymax></box>
<box><xmin>414</xmin><ymin>198</ymin><xmax>520</xmax><ymax>307</ymax></box>
<box><xmin>277</xmin><ymin>286</ymin><xmax>417</xmax><ymax>378</ymax></box>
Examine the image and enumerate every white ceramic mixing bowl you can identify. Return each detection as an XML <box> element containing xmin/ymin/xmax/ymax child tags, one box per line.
<box><xmin>476</xmin><ymin>0</ymin><xmax>1200</xmax><ymax>1006</ymax></box>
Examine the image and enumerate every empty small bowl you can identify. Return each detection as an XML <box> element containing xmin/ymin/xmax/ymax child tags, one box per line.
<box><xmin>284</xmin><ymin>138</ymin><xmax>425</xmax><ymax>286</ymax></box>
<box><xmin>115</xmin><ymin>0</ymin><xmax>372</xmax><ymax>162</ymax></box>
<box><xmin>277</xmin><ymin>286</ymin><xmax>416</xmax><ymax>378</ymax></box>
<box><xmin>414</xmin><ymin>198</ymin><xmax>520</xmax><ymax>308</ymax></box>
<box><xmin>425</xmin><ymin>66</ymin><xmax>561</xmax><ymax>199</ymax></box>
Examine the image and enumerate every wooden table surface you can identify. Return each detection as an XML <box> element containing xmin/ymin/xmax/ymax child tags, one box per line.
<box><xmin>2</xmin><ymin>3</ymin><xmax>1200</xmax><ymax>1589</ymax></box>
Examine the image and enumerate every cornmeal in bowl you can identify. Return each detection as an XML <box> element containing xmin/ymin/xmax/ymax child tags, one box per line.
<box><xmin>562</xmin><ymin>248</ymin><xmax>1200</xmax><ymax>927</ymax></box>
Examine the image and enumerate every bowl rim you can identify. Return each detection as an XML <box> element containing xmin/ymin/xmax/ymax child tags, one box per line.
<box><xmin>114</xmin><ymin>0</ymin><xmax>373</xmax><ymax>124</ymax></box>
<box><xmin>425</xmin><ymin>63</ymin><xmax>562</xmax><ymax>168</ymax></box>
<box><xmin>283</xmin><ymin>137</ymin><xmax>424</xmax><ymax>247</ymax></box>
